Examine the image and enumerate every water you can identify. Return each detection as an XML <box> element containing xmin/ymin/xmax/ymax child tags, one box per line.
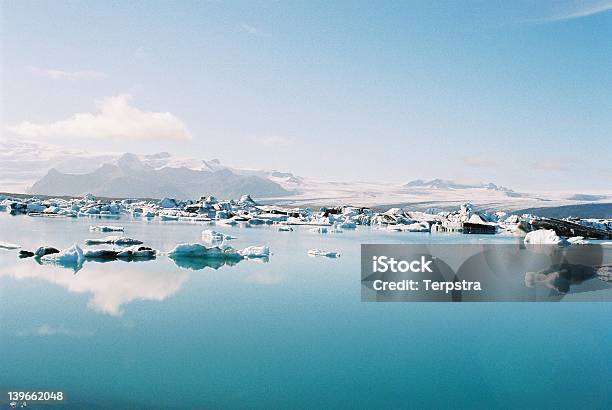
<box><xmin>1</xmin><ymin>213</ymin><xmax>610</xmax><ymax>409</ymax></box>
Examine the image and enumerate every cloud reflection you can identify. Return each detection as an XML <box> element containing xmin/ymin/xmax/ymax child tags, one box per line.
<box><xmin>1</xmin><ymin>263</ymin><xmax>188</xmax><ymax>316</ymax></box>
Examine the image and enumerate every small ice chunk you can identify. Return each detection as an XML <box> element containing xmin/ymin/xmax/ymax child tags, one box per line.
<box><xmin>202</xmin><ymin>230</ymin><xmax>235</xmax><ymax>244</ymax></box>
<box><xmin>567</xmin><ymin>236</ymin><xmax>590</xmax><ymax>245</ymax></box>
<box><xmin>278</xmin><ymin>226</ymin><xmax>294</xmax><ymax>232</ymax></box>
<box><xmin>85</xmin><ymin>236</ymin><xmax>143</xmax><ymax>246</ymax></box>
<box><xmin>239</xmin><ymin>245</ymin><xmax>270</xmax><ymax>258</ymax></box>
<box><xmin>90</xmin><ymin>225</ymin><xmax>124</xmax><ymax>232</ymax></box>
<box><xmin>524</xmin><ymin>229</ymin><xmax>569</xmax><ymax>246</ymax></box>
<box><xmin>310</xmin><ymin>227</ymin><xmax>328</xmax><ymax>234</ymax></box>
<box><xmin>0</xmin><ymin>241</ymin><xmax>21</xmax><ymax>250</ymax></box>
<box><xmin>216</xmin><ymin>219</ymin><xmax>238</xmax><ymax>226</ymax></box>
<box><xmin>308</xmin><ymin>249</ymin><xmax>341</xmax><ymax>258</ymax></box>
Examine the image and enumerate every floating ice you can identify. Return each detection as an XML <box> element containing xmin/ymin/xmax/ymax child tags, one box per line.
<box><xmin>524</xmin><ymin>229</ymin><xmax>569</xmax><ymax>246</ymax></box>
<box><xmin>202</xmin><ymin>230</ymin><xmax>235</xmax><ymax>244</ymax></box>
<box><xmin>308</xmin><ymin>249</ymin><xmax>340</xmax><ymax>258</ymax></box>
<box><xmin>239</xmin><ymin>245</ymin><xmax>270</xmax><ymax>258</ymax></box>
<box><xmin>278</xmin><ymin>226</ymin><xmax>294</xmax><ymax>232</ymax></box>
<box><xmin>41</xmin><ymin>244</ymin><xmax>85</xmax><ymax>267</ymax></box>
<box><xmin>567</xmin><ymin>236</ymin><xmax>591</xmax><ymax>245</ymax></box>
<box><xmin>310</xmin><ymin>227</ymin><xmax>329</xmax><ymax>234</ymax></box>
<box><xmin>35</xmin><ymin>246</ymin><xmax>60</xmax><ymax>257</ymax></box>
<box><xmin>117</xmin><ymin>245</ymin><xmax>156</xmax><ymax>259</ymax></box>
<box><xmin>85</xmin><ymin>236</ymin><xmax>143</xmax><ymax>246</ymax></box>
<box><xmin>168</xmin><ymin>243</ymin><xmax>243</xmax><ymax>260</ymax></box>
<box><xmin>90</xmin><ymin>225</ymin><xmax>124</xmax><ymax>232</ymax></box>
<box><xmin>0</xmin><ymin>241</ymin><xmax>21</xmax><ymax>250</ymax></box>
<box><xmin>387</xmin><ymin>222</ymin><xmax>430</xmax><ymax>232</ymax></box>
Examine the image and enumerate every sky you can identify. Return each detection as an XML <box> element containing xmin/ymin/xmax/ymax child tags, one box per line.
<box><xmin>1</xmin><ymin>0</ymin><xmax>611</xmax><ymax>191</ymax></box>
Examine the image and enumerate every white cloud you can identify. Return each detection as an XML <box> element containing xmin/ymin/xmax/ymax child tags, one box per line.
<box><xmin>240</xmin><ymin>23</ymin><xmax>260</xmax><ymax>35</ymax></box>
<box><xmin>535</xmin><ymin>0</ymin><xmax>612</xmax><ymax>22</ymax></box>
<box><xmin>462</xmin><ymin>153</ymin><xmax>497</xmax><ymax>168</ymax></box>
<box><xmin>6</xmin><ymin>94</ymin><xmax>192</xmax><ymax>141</ymax></box>
<box><xmin>249</xmin><ymin>135</ymin><xmax>293</xmax><ymax>146</ymax></box>
<box><xmin>26</xmin><ymin>65</ymin><xmax>106</xmax><ymax>80</ymax></box>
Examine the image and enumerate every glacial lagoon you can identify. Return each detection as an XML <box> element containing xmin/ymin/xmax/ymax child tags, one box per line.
<box><xmin>1</xmin><ymin>213</ymin><xmax>611</xmax><ymax>408</ymax></box>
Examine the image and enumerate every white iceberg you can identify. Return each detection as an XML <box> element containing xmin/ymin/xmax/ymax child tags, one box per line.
<box><xmin>0</xmin><ymin>241</ymin><xmax>21</xmax><ymax>250</ymax></box>
<box><xmin>89</xmin><ymin>225</ymin><xmax>124</xmax><ymax>232</ymax></box>
<box><xmin>239</xmin><ymin>245</ymin><xmax>270</xmax><ymax>258</ymax></box>
<box><xmin>41</xmin><ymin>244</ymin><xmax>85</xmax><ymax>266</ymax></box>
<box><xmin>567</xmin><ymin>236</ymin><xmax>591</xmax><ymax>245</ymax></box>
<box><xmin>201</xmin><ymin>230</ymin><xmax>235</xmax><ymax>244</ymax></box>
<box><xmin>308</xmin><ymin>249</ymin><xmax>340</xmax><ymax>258</ymax></box>
<box><xmin>85</xmin><ymin>236</ymin><xmax>143</xmax><ymax>246</ymax></box>
<box><xmin>387</xmin><ymin>222</ymin><xmax>430</xmax><ymax>232</ymax></box>
<box><xmin>524</xmin><ymin>229</ymin><xmax>569</xmax><ymax>246</ymax></box>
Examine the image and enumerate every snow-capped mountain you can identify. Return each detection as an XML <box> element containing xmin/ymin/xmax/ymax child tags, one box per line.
<box><xmin>29</xmin><ymin>153</ymin><xmax>292</xmax><ymax>199</ymax></box>
<box><xmin>1</xmin><ymin>138</ymin><xmax>610</xmax><ymax>211</ymax></box>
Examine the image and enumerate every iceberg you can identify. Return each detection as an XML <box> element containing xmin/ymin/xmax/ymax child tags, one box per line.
<box><xmin>117</xmin><ymin>245</ymin><xmax>156</xmax><ymax>259</ymax></box>
<box><xmin>89</xmin><ymin>225</ymin><xmax>124</xmax><ymax>232</ymax></box>
<box><xmin>239</xmin><ymin>245</ymin><xmax>270</xmax><ymax>258</ymax></box>
<box><xmin>168</xmin><ymin>243</ymin><xmax>243</xmax><ymax>260</ymax></box>
<box><xmin>336</xmin><ymin>219</ymin><xmax>357</xmax><ymax>229</ymax></box>
<box><xmin>35</xmin><ymin>246</ymin><xmax>60</xmax><ymax>257</ymax></box>
<box><xmin>85</xmin><ymin>236</ymin><xmax>143</xmax><ymax>246</ymax></box>
<box><xmin>202</xmin><ymin>230</ymin><xmax>235</xmax><ymax>244</ymax></box>
<box><xmin>524</xmin><ymin>229</ymin><xmax>569</xmax><ymax>246</ymax></box>
<box><xmin>41</xmin><ymin>244</ymin><xmax>85</xmax><ymax>268</ymax></box>
<box><xmin>567</xmin><ymin>236</ymin><xmax>591</xmax><ymax>245</ymax></box>
<box><xmin>83</xmin><ymin>248</ymin><xmax>120</xmax><ymax>259</ymax></box>
<box><xmin>387</xmin><ymin>222</ymin><xmax>430</xmax><ymax>232</ymax></box>
<box><xmin>307</xmin><ymin>249</ymin><xmax>341</xmax><ymax>258</ymax></box>
<box><xmin>0</xmin><ymin>241</ymin><xmax>21</xmax><ymax>250</ymax></box>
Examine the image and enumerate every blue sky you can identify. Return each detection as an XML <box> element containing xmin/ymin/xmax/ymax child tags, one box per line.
<box><xmin>1</xmin><ymin>1</ymin><xmax>611</xmax><ymax>191</ymax></box>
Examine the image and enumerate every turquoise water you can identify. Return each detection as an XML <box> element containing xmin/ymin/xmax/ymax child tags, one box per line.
<box><xmin>0</xmin><ymin>213</ymin><xmax>610</xmax><ymax>409</ymax></box>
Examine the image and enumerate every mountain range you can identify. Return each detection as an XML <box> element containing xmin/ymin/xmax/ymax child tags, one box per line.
<box><xmin>1</xmin><ymin>138</ymin><xmax>609</xmax><ymax>211</ymax></box>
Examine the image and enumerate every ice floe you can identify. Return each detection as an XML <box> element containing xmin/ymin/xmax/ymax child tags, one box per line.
<box><xmin>239</xmin><ymin>245</ymin><xmax>270</xmax><ymax>258</ymax></box>
<box><xmin>308</xmin><ymin>249</ymin><xmax>341</xmax><ymax>258</ymax></box>
<box><xmin>201</xmin><ymin>229</ymin><xmax>236</xmax><ymax>244</ymax></box>
<box><xmin>41</xmin><ymin>244</ymin><xmax>85</xmax><ymax>268</ymax></box>
<box><xmin>168</xmin><ymin>243</ymin><xmax>243</xmax><ymax>260</ymax></box>
<box><xmin>0</xmin><ymin>241</ymin><xmax>21</xmax><ymax>250</ymax></box>
<box><xmin>524</xmin><ymin>229</ymin><xmax>569</xmax><ymax>246</ymax></box>
<box><xmin>85</xmin><ymin>236</ymin><xmax>143</xmax><ymax>246</ymax></box>
<box><xmin>90</xmin><ymin>225</ymin><xmax>124</xmax><ymax>232</ymax></box>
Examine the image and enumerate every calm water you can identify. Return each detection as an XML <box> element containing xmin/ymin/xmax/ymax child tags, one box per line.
<box><xmin>1</xmin><ymin>213</ymin><xmax>610</xmax><ymax>409</ymax></box>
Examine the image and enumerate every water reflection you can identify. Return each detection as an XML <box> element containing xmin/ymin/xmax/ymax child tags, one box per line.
<box><xmin>1</xmin><ymin>263</ymin><xmax>188</xmax><ymax>316</ymax></box>
<box><xmin>169</xmin><ymin>255</ymin><xmax>243</xmax><ymax>271</ymax></box>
